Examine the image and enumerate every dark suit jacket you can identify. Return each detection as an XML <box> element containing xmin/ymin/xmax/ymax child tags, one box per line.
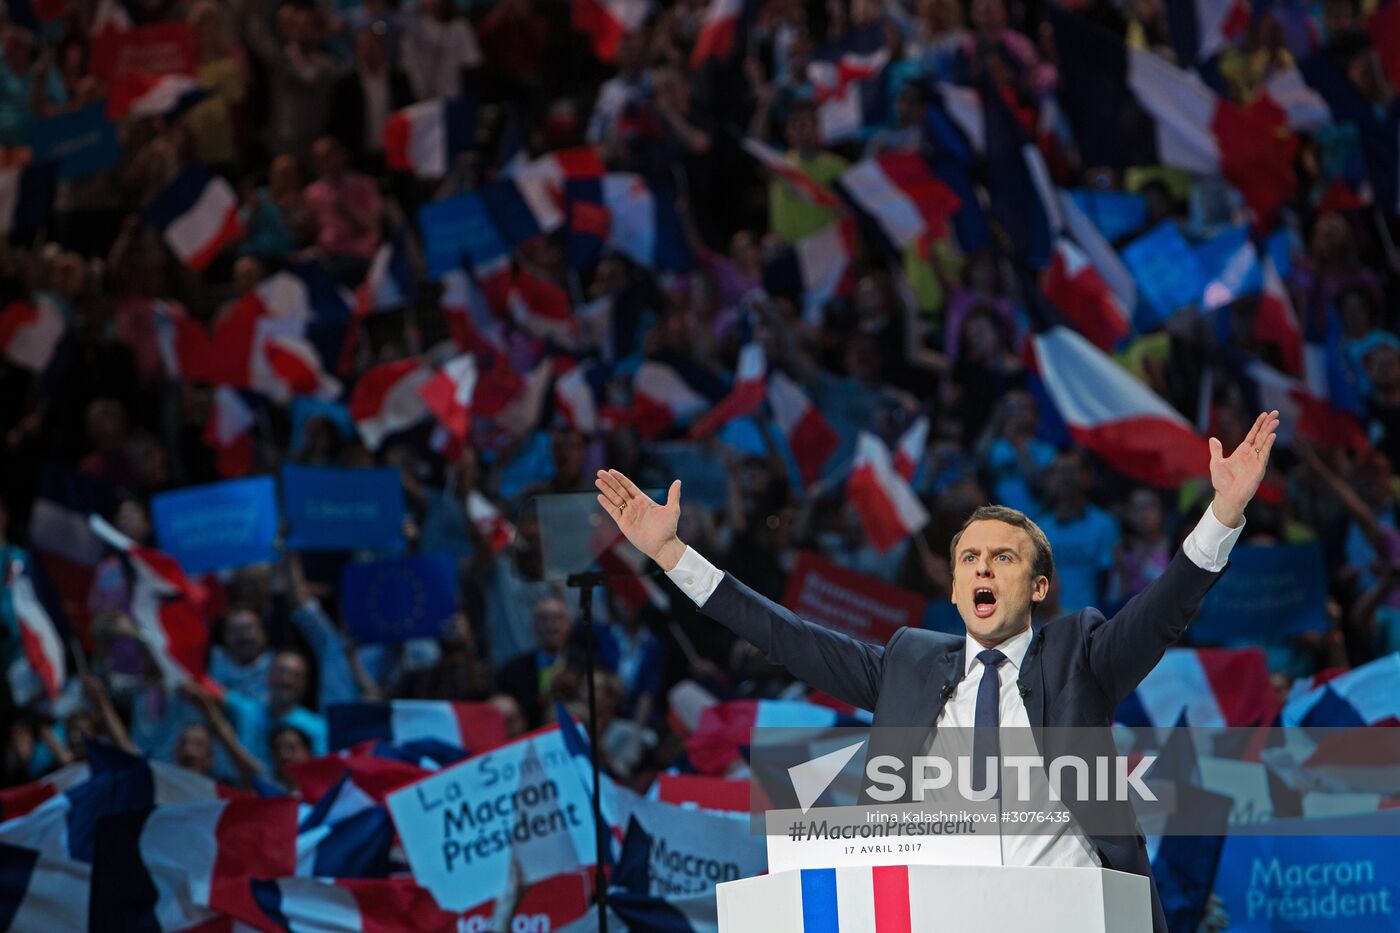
<box><xmin>328</xmin><ymin>69</ymin><xmax>414</xmax><ymax>168</ymax></box>
<box><xmin>699</xmin><ymin>548</ymin><xmax>1227</xmax><ymax>933</ymax></box>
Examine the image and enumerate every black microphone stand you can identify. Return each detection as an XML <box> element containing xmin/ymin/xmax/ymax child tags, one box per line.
<box><xmin>565</xmin><ymin>569</ymin><xmax>613</xmax><ymax>933</ymax></box>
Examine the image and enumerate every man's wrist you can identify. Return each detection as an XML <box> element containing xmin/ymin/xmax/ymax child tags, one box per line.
<box><xmin>655</xmin><ymin>538</ymin><xmax>687</xmax><ymax>572</ymax></box>
<box><xmin>1210</xmin><ymin>497</ymin><xmax>1245</xmax><ymax>529</ymax></box>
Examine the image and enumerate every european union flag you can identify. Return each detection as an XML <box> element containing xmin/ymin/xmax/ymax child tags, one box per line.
<box><xmin>340</xmin><ymin>553</ymin><xmax>458</xmax><ymax>644</ymax></box>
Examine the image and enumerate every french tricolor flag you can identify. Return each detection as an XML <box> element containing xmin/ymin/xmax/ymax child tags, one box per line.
<box><xmin>0</xmin><ymin>762</ymin><xmax>89</xmax><ymax>823</ymax></box>
<box><xmin>689</xmin><ymin>0</ymin><xmax>749</xmax><ymax>68</ymax></box>
<box><xmin>481</xmin><ymin>174</ymin><xmax>564</xmax><ymax>247</ymax></box>
<box><xmin>0</xmin><ymin>843</ymin><xmax>89</xmax><ymax>932</ymax></box>
<box><xmin>1040</xmin><ymin>238</ymin><xmax>1132</xmax><ymax>353</ymax></box>
<box><xmin>143</xmin><ymin>166</ymin><xmax>243</xmax><ymax>271</ymax></box>
<box><xmin>601</xmin><ymin>173</ymin><xmax>693</xmax><ymax>272</ymax></box>
<box><xmin>1282</xmin><ymin>654</ymin><xmax>1400</xmax><ymax>727</ymax></box>
<box><xmin>1116</xmin><ymin>648</ymin><xmax>1279</xmax><ymax>728</ymax></box>
<box><xmin>572</xmin><ymin>0</ymin><xmax>650</xmax><ymax>61</ymax></box>
<box><xmin>741</xmin><ymin>136</ymin><xmax>843</xmax><ymax>209</ymax></box>
<box><xmin>762</xmin><ymin>221</ymin><xmax>854</xmax><ymax>322</ymax></box>
<box><xmin>6</xmin><ymin>557</ymin><xmax>67</xmax><ymax>700</ymax></box>
<box><xmin>214</xmin><ymin>263</ymin><xmax>351</xmax><ymax>393</ymax></box>
<box><xmin>383</xmin><ymin>97</ymin><xmax>475</xmax><ymax>179</ymax></box>
<box><xmin>508</xmin><ymin>270</ymin><xmax>577</xmax><ymax>348</ymax></box>
<box><xmin>838</xmin><ymin>152</ymin><xmax>961</xmax><ymax>253</ymax></box>
<box><xmin>1051</xmin><ymin>8</ymin><xmax>1297</xmax><ymax>225</ymax></box>
<box><xmin>892</xmin><ymin>416</ymin><xmax>928</xmax><ymax>483</ymax></box>
<box><xmin>417</xmin><ymin>353</ymin><xmax>477</xmax><ymax>444</ymax></box>
<box><xmin>261</xmin><ymin>333</ymin><xmax>342</xmax><ymax>403</ymax></box>
<box><xmin>295</xmin><ymin>779</ymin><xmax>395</xmax><ymax>880</ymax></box>
<box><xmin>348</xmin><ymin>358</ymin><xmax>432</xmax><ymax>450</ymax></box>
<box><xmin>90</xmin><ymin>797</ymin><xmax>299</xmax><ymax>930</ymax></box>
<box><xmin>0</xmin><ymin>745</ymin><xmax>233</xmax><ymax>863</ymax></box>
<box><xmin>631</xmin><ymin>361</ymin><xmax>713</xmax><ymax>439</ymax></box>
<box><xmin>847</xmin><ymin>431</ymin><xmax>929</xmax><ymax>554</ymax></box>
<box><xmin>690</xmin><ymin>342</ymin><xmax>766</xmax><ymax>439</ymax></box>
<box><xmin>1033</xmin><ymin>326</ymin><xmax>1211</xmax><ymax>488</ymax></box>
<box><xmin>521</xmin><ymin>146</ymin><xmax>606</xmax><ymax>204</ymax></box>
<box><xmin>88</xmin><ymin>515</ymin><xmax>211</xmax><ymax>688</ymax></box>
<box><xmin>203</xmin><ymin>386</ymin><xmax>256</xmax><ymax>479</ymax></box>
<box><xmin>799</xmin><ymin>866</ymin><xmax>916</xmax><ymax>933</ymax></box>
<box><xmin>808</xmin><ymin>46</ymin><xmax>891</xmax><ymax>144</ymax></box>
<box><xmin>123</xmin><ymin>73</ymin><xmax>206</xmax><ymax>121</ymax></box>
<box><xmin>325</xmin><ymin>701</ymin><xmax>509</xmax><ymax>754</ymax></box>
<box><xmin>0</xmin><ymin>294</ymin><xmax>65</xmax><ymax>373</ymax></box>
<box><xmin>768</xmin><ymin>372</ymin><xmax>839</xmax><ymax>486</ymax></box>
<box><xmin>249</xmin><ymin>877</ymin><xmax>461</xmax><ymax>933</ymax></box>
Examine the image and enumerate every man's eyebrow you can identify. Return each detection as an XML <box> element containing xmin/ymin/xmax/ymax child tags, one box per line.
<box><xmin>956</xmin><ymin>545</ymin><xmax>1018</xmax><ymax>557</ymax></box>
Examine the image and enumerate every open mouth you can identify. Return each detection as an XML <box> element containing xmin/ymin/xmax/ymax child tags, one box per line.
<box><xmin>972</xmin><ymin>587</ymin><xmax>997</xmax><ymax>619</ymax></box>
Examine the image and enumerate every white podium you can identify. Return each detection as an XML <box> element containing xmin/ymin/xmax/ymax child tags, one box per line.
<box><xmin>717</xmin><ymin>865</ymin><xmax>1151</xmax><ymax>933</ymax></box>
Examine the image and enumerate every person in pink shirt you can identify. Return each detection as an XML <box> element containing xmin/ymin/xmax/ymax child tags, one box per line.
<box><xmin>302</xmin><ymin>136</ymin><xmax>383</xmax><ymax>284</ymax></box>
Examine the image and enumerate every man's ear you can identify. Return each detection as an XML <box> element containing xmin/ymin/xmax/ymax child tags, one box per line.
<box><xmin>1031</xmin><ymin>576</ymin><xmax>1049</xmax><ymax>603</ymax></box>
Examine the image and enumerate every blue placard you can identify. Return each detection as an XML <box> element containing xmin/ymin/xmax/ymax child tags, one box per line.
<box><xmin>340</xmin><ymin>553</ymin><xmax>458</xmax><ymax>644</ymax></box>
<box><xmin>30</xmin><ymin>101</ymin><xmax>122</xmax><ymax>181</ymax></box>
<box><xmin>1191</xmin><ymin>542</ymin><xmax>1330</xmax><ymax>642</ymax></box>
<box><xmin>150</xmin><ymin>477</ymin><xmax>279</xmax><ymax>574</ymax></box>
<box><xmin>1195</xmin><ymin>225</ymin><xmax>1263</xmax><ymax>310</ymax></box>
<box><xmin>1213</xmin><ymin>812</ymin><xmax>1400</xmax><ymax>932</ymax></box>
<box><xmin>1122</xmin><ymin>221</ymin><xmax>1205</xmax><ymax>328</ymax></box>
<box><xmin>281</xmin><ymin>465</ymin><xmax>405</xmax><ymax>552</ymax></box>
<box><xmin>1067</xmin><ymin>188</ymin><xmax>1148</xmax><ymax>243</ymax></box>
<box><xmin>418</xmin><ymin>193</ymin><xmax>508</xmax><ymax>279</ymax></box>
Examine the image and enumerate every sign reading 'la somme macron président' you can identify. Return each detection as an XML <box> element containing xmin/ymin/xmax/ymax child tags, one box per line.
<box><xmin>386</xmin><ymin>727</ymin><xmax>596</xmax><ymax>912</ymax></box>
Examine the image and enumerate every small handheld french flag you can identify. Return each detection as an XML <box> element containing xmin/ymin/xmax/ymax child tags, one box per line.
<box><xmin>144</xmin><ymin>165</ymin><xmax>243</xmax><ymax>271</ymax></box>
<box><xmin>383</xmin><ymin>97</ymin><xmax>476</xmax><ymax>179</ymax></box>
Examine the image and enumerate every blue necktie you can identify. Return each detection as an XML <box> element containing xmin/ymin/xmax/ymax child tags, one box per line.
<box><xmin>972</xmin><ymin>648</ymin><xmax>1007</xmax><ymax>797</ymax></box>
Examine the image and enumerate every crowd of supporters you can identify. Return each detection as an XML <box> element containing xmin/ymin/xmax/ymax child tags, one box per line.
<box><xmin>0</xmin><ymin>0</ymin><xmax>1397</xmax><ymax>815</ymax></box>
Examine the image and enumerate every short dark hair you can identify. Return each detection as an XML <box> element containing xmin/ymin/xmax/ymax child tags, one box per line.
<box><xmin>948</xmin><ymin>505</ymin><xmax>1054</xmax><ymax>583</ymax></box>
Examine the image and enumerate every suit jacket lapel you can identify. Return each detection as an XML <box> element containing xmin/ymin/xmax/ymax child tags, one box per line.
<box><xmin>1018</xmin><ymin>625</ymin><xmax>1046</xmax><ymax>728</ymax></box>
<box><xmin>919</xmin><ymin>641</ymin><xmax>965</xmax><ymax>726</ymax></box>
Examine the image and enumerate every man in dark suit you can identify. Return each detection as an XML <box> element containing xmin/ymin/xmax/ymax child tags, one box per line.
<box><xmin>595</xmin><ymin>410</ymin><xmax>1280</xmax><ymax>932</ymax></box>
<box><xmin>328</xmin><ymin>25</ymin><xmax>414</xmax><ymax>172</ymax></box>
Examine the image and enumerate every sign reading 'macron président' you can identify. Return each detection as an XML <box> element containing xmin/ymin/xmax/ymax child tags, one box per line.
<box><xmin>386</xmin><ymin>727</ymin><xmax>595</xmax><ymax>911</ymax></box>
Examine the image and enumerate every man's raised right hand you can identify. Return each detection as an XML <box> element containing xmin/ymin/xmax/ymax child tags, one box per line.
<box><xmin>595</xmin><ymin>470</ymin><xmax>686</xmax><ymax>571</ymax></box>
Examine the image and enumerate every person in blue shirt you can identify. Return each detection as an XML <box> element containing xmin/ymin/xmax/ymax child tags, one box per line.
<box><xmin>1034</xmin><ymin>450</ymin><xmax>1121</xmax><ymax>613</ymax></box>
<box><xmin>978</xmin><ymin>389</ymin><xmax>1056</xmax><ymax>515</ymax></box>
<box><xmin>224</xmin><ymin>649</ymin><xmax>328</xmax><ymax>773</ymax></box>
<box><xmin>207</xmin><ymin>607</ymin><xmax>272</xmax><ymax>704</ymax></box>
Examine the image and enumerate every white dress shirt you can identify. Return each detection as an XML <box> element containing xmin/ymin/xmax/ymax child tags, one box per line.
<box><xmin>665</xmin><ymin>506</ymin><xmax>1245</xmax><ymax>867</ymax></box>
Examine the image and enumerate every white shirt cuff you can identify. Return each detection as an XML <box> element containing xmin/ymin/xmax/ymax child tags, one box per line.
<box><xmin>1181</xmin><ymin>506</ymin><xmax>1245</xmax><ymax>572</ymax></box>
<box><xmin>665</xmin><ymin>546</ymin><xmax>725</xmax><ymax>606</ymax></box>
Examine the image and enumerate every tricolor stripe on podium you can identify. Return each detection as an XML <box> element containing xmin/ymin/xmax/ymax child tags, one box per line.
<box><xmin>800</xmin><ymin>865</ymin><xmax>913</xmax><ymax>933</ymax></box>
